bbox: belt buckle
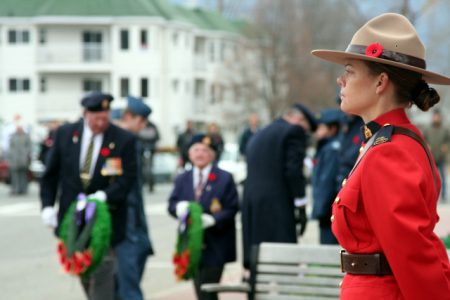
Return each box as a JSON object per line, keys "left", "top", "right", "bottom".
{"left": 340, "top": 250, "right": 346, "bottom": 273}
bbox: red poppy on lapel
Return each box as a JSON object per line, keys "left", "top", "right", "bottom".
{"left": 100, "top": 147, "right": 110, "bottom": 157}
{"left": 72, "top": 131, "right": 79, "bottom": 143}
{"left": 208, "top": 173, "right": 217, "bottom": 182}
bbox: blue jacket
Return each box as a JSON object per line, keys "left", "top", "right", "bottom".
{"left": 168, "top": 166, "right": 239, "bottom": 268}
{"left": 123, "top": 140, "right": 153, "bottom": 254}
{"left": 312, "top": 136, "right": 341, "bottom": 220}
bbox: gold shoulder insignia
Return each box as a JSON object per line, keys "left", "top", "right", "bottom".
{"left": 374, "top": 136, "right": 389, "bottom": 145}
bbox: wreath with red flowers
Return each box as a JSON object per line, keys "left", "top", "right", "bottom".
{"left": 365, "top": 43, "right": 383, "bottom": 58}
{"left": 57, "top": 194, "right": 112, "bottom": 277}
{"left": 173, "top": 202, "right": 203, "bottom": 280}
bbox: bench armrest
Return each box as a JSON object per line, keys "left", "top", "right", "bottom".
{"left": 201, "top": 282, "right": 251, "bottom": 293}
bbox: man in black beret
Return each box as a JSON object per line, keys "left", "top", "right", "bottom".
{"left": 242, "top": 104, "right": 316, "bottom": 270}
{"left": 40, "top": 92, "right": 137, "bottom": 300}
{"left": 168, "top": 133, "right": 239, "bottom": 300}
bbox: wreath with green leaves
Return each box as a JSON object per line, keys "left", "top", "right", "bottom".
{"left": 173, "top": 202, "right": 203, "bottom": 280}
{"left": 57, "top": 194, "right": 112, "bottom": 277}
{"left": 442, "top": 234, "right": 450, "bottom": 249}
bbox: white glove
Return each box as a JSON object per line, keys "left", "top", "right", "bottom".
{"left": 294, "top": 197, "right": 307, "bottom": 207}
{"left": 176, "top": 201, "right": 189, "bottom": 218}
{"left": 87, "top": 190, "right": 107, "bottom": 202}
{"left": 201, "top": 214, "right": 216, "bottom": 229}
{"left": 41, "top": 206, "right": 57, "bottom": 228}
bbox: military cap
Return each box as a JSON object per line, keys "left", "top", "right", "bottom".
{"left": 316, "top": 108, "right": 343, "bottom": 125}
{"left": 190, "top": 133, "right": 219, "bottom": 153}
{"left": 292, "top": 103, "right": 318, "bottom": 132}
{"left": 110, "top": 108, "right": 123, "bottom": 120}
{"left": 127, "top": 96, "right": 152, "bottom": 119}
{"left": 81, "top": 92, "right": 113, "bottom": 112}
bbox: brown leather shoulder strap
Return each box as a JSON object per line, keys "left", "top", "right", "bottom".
{"left": 393, "top": 126, "right": 438, "bottom": 191}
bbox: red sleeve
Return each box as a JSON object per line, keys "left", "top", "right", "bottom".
{"left": 361, "top": 143, "right": 450, "bottom": 300}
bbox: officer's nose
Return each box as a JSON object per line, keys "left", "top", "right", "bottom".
{"left": 337, "top": 75, "right": 345, "bottom": 88}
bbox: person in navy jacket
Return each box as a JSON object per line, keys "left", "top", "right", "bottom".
{"left": 311, "top": 108, "right": 342, "bottom": 244}
{"left": 168, "top": 134, "right": 239, "bottom": 300}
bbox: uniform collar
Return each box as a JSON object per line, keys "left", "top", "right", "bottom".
{"left": 361, "top": 108, "right": 410, "bottom": 143}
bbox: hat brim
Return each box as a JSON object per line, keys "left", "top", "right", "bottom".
{"left": 312, "top": 49, "right": 450, "bottom": 85}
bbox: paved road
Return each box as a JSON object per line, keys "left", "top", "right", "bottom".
{"left": 0, "top": 181, "right": 449, "bottom": 300}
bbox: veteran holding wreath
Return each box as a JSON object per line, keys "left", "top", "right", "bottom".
{"left": 168, "top": 134, "right": 239, "bottom": 300}
{"left": 40, "top": 92, "right": 137, "bottom": 300}
{"left": 312, "top": 13, "right": 450, "bottom": 299}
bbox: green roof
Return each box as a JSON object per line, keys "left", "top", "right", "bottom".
{"left": 0, "top": 0, "right": 245, "bottom": 33}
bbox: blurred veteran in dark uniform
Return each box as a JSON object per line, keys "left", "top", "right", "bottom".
{"left": 242, "top": 104, "right": 316, "bottom": 269}
{"left": 311, "top": 108, "right": 342, "bottom": 244}
{"left": 312, "top": 13, "right": 450, "bottom": 299}
{"left": 335, "top": 111, "right": 363, "bottom": 194}
{"left": 168, "top": 134, "right": 239, "bottom": 300}
{"left": 40, "top": 92, "right": 137, "bottom": 300}
{"left": 115, "top": 96, "right": 154, "bottom": 300}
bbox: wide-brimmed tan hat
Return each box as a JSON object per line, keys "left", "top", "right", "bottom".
{"left": 312, "top": 13, "right": 450, "bottom": 85}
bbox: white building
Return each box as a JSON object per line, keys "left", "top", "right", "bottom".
{"left": 0, "top": 0, "right": 249, "bottom": 147}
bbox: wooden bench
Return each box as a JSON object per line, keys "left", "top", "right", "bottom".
{"left": 202, "top": 242, "right": 344, "bottom": 300}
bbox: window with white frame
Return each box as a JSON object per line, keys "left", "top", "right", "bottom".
{"left": 140, "top": 29, "right": 148, "bottom": 49}
{"left": 8, "top": 30, "right": 30, "bottom": 44}
{"left": 141, "top": 78, "right": 149, "bottom": 98}
{"left": 120, "top": 78, "right": 129, "bottom": 97}
{"left": 82, "top": 79, "right": 102, "bottom": 93}
{"left": 9, "top": 78, "right": 30, "bottom": 92}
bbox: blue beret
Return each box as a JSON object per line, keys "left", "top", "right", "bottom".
{"left": 316, "top": 108, "right": 343, "bottom": 125}
{"left": 127, "top": 96, "right": 152, "bottom": 119}
{"left": 292, "top": 103, "right": 318, "bottom": 132}
{"left": 110, "top": 108, "right": 123, "bottom": 120}
{"left": 190, "top": 133, "right": 219, "bottom": 153}
{"left": 81, "top": 92, "right": 113, "bottom": 112}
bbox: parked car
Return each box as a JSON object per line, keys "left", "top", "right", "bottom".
{"left": 152, "top": 151, "right": 178, "bottom": 183}
{"left": 218, "top": 143, "right": 247, "bottom": 184}
{"left": 0, "top": 158, "right": 9, "bottom": 183}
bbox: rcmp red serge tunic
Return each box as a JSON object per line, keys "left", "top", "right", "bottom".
{"left": 332, "top": 108, "right": 450, "bottom": 300}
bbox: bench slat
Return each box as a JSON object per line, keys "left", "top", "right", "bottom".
{"left": 257, "top": 274, "right": 342, "bottom": 287}
{"left": 258, "top": 243, "right": 342, "bottom": 265}
{"left": 255, "top": 294, "right": 339, "bottom": 300}
{"left": 257, "top": 264, "right": 343, "bottom": 276}
{"left": 255, "top": 283, "right": 340, "bottom": 296}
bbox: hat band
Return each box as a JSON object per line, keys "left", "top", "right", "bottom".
{"left": 346, "top": 44, "right": 426, "bottom": 69}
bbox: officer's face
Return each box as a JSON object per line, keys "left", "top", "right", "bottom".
{"left": 84, "top": 110, "right": 110, "bottom": 134}
{"left": 189, "top": 143, "right": 215, "bottom": 169}
{"left": 123, "top": 113, "right": 147, "bottom": 134}
{"left": 337, "top": 59, "right": 378, "bottom": 120}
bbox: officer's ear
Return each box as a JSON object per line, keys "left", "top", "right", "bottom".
{"left": 375, "top": 72, "right": 389, "bottom": 95}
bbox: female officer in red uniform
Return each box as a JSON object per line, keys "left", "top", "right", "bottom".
{"left": 312, "top": 13, "right": 450, "bottom": 300}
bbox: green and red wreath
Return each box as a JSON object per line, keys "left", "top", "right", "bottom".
{"left": 57, "top": 193, "right": 112, "bottom": 277}
{"left": 173, "top": 202, "right": 203, "bottom": 280}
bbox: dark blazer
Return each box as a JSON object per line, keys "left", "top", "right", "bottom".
{"left": 242, "top": 118, "right": 307, "bottom": 268}
{"left": 168, "top": 166, "right": 239, "bottom": 268}
{"left": 40, "top": 119, "right": 137, "bottom": 246}
{"left": 311, "top": 136, "right": 341, "bottom": 220}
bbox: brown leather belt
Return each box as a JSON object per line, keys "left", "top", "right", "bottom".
{"left": 340, "top": 250, "right": 393, "bottom": 276}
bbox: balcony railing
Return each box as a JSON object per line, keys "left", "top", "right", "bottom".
{"left": 37, "top": 44, "right": 111, "bottom": 64}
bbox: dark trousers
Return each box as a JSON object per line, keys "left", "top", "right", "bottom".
{"left": 193, "top": 267, "right": 224, "bottom": 300}
{"left": 319, "top": 218, "right": 338, "bottom": 245}
{"left": 81, "top": 250, "right": 116, "bottom": 300}
{"left": 115, "top": 232, "right": 151, "bottom": 300}
{"left": 10, "top": 168, "right": 28, "bottom": 194}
